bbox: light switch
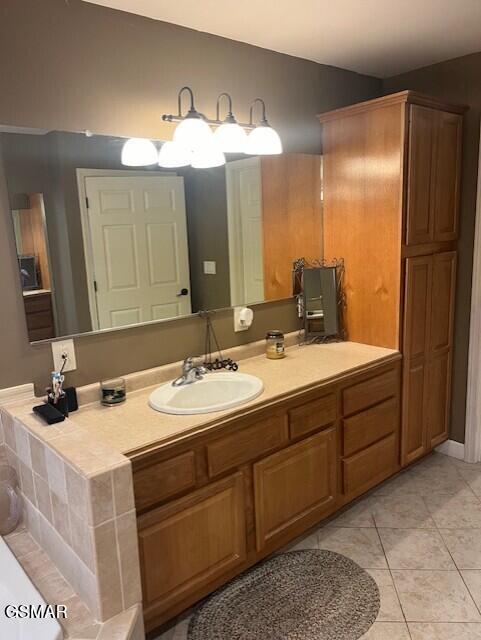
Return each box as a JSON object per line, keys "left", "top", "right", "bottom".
{"left": 203, "top": 261, "right": 217, "bottom": 275}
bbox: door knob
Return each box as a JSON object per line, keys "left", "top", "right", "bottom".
{"left": 177, "top": 288, "right": 189, "bottom": 297}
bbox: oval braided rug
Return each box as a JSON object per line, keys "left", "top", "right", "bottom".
{"left": 188, "top": 550, "right": 380, "bottom": 640}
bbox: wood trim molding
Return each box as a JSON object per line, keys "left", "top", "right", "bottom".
{"left": 464, "top": 129, "right": 481, "bottom": 463}
{"left": 317, "top": 90, "right": 467, "bottom": 124}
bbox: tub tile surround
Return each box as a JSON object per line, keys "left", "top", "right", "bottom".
{"left": 3, "top": 525, "right": 143, "bottom": 640}
{"left": 0, "top": 405, "right": 144, "bottom": 639}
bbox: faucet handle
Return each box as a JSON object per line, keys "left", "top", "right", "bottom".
{"left": 182, "top": 357, "right": 195, "bottom": 372}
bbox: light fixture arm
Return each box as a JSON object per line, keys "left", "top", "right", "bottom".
{"left": 177, "top": 86, "right": 196, "bottom": 117}
{"left": 216, "top": 92, "right": 235, "bottom": 122}
{"left": 162, "top": 88, "right": 275, "bottom": 130}
{"left": 249, "top": 98, "right": 268, "bottom": 126}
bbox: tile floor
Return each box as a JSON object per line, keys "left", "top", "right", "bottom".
{"left": 156, "top": 452, "right": 481, "bottom": 640}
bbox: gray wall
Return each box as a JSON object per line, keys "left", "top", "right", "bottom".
{"left": 383, "top": 51, "right": 481, "bottom": 444}
{"left": 183, "top": 166, "right": 231, "bottom": 312}
{"left": 0, "top": 0, "right": 382, "bottom": 393}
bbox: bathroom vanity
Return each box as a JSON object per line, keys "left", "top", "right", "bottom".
{"left": 100, "top": 343, "right": 403, "bottom": 631}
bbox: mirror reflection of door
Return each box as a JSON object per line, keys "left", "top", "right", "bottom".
{"left": 226, "top": 157, "right": 265, "bottom": 306}
{"left": 82, "top": 174, "right": 192, "bottom": 330}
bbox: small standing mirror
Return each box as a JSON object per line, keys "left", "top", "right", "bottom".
{"left": 294, "top": 259, "right": 345, "bottom": 342}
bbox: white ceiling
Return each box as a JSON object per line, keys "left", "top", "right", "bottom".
{"left": 84, "top": 0, "right": 481, "bottom": 77}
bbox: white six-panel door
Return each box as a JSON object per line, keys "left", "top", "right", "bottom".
{"left": 85, "top": 175, "right": 191, "bottom": 330}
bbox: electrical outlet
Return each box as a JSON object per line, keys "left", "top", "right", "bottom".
{"left": 51, "top": 339, "right": 77, "bottom": 373}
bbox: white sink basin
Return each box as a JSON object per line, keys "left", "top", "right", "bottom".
{"left": 149, "top": 371, "right": 264, "bottom": 415}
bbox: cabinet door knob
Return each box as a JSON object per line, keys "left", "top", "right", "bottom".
{"left": 177, "top": 288, "right": 189, "bottom": 297}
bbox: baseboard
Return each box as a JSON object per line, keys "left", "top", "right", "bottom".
{"left": 0, "top": 383, "right": 35, "bottom": 406}
{"left": 435, "top": 439, "right": 465, "bottom": 460}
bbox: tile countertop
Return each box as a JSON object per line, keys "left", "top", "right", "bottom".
{"left": 72, "top": 341, "right": 400, "bottom": 459}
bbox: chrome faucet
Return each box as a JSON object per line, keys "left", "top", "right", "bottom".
{"left": 172, "top": 357, "right": 207, "bottom": 386}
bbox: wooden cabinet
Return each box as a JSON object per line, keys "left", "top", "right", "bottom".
{"left": 206, "top": 413, "right": 288, "bottom": 478}
{"left": 254, "top": 428, "right": 337, "bottom": 551}
{"left": 427, "top": 252, "right": 457, "bottom": 448}
{"left": 137, "top": 473, "right": 247, "bottom": 627}
{"left": 132, "top": 359, "right": 401, "bottom": 632}
{"left": 401, "top": 251, "right": 456, "bottom": 464}
{"left": 343, "top": 433, "right": 398, "bottom": 500}
{"left": 320, "top": 91, "right": 464, "bottom": 468}
{"left": 402, "top": 256, "right": 432, "bottom": 463}
{"left": 406, "top": 105, "right": 436, "bottom": 245}
{"left": 23, "top": 290, "right": 55, "bottom": 341}
{"left": 432, "top": 111, "right": 463, "bottom": 241}
{"left": 261, "top": 153, "right": 322, "bottom": 301}
{"left": 406, "top": 105, "right": 462, "bottom": 245}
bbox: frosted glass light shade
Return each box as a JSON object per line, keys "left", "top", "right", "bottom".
{"left": 173, "top": 117, "right": 212, "bottom": 151}
{"left": 121, "top": 138, "right": 158, "bottom": 166}
{"left": 213, "top": 122, "right": 247, "bottom": 153}
{"left": 158, "top": 141, "right": 192, "bottom": 168}
{"left": 191, "top": 142, "right": 226, "bottom": 169}
{"left": 245, "top": 125, "right": 282, "bottom": 155}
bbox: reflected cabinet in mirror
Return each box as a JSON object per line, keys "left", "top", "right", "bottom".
{"left": 1, "top": 129, "right": 321, "bottom": 343}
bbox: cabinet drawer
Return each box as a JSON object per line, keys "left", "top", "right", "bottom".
{"left": 342, "top": 368, "right": 398, "bottom": 416}
{"left": 24, "top": 293, "right": 52, "bottom": 314}
{"left": 343, "top": 433, "right": 398, "bottom": 500}
{"left": 343, "top": 398, "right": 397, "bottom": 457}
{"left": 254, "top": 428, "right": 337, "bottom": 551}
{"left": 134, "top": 451, "right": 196, "bottom": 511}
{"left": 289, "top": 393, "right": 336, "bottom": 439}
{"left": 25, "top": 310, "right": 53, "bottom": 330}
{"left": 207, "top": 414, "right": 288, "bottom": 478}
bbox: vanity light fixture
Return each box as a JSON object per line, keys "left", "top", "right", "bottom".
{"left": 121, "top": 137, "right": 158, "bottom": 166}
{"left": 245, "top": 98, "right": 283, "bottom": 156}
{"left": 212, "top": 93, "right": 247, "bottom": 153}
{"left": 162, "top": 86, "right": 225, "bottom": 168}
{"left": 120, "top": 90, "right": 283, "bottom": 168}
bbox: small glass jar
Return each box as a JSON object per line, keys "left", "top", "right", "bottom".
{"left": 266, "top": 330, "right": 286, "bottom": 360}
{"left": 101, "top": 378, "right": 126, "bottom": 406}
{"left": 0, "top": 465, "right": 22, "bottom": 535}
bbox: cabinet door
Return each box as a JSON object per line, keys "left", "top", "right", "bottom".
{"left": 138, "top": 473, "right": 246, "bottom": 626}
{"left": 406, "top": 105, "right": 436, "bottom": 245}
{"left": 432, "top": 112, "right": 462, "bottom": 241}
{"left": 401, "top": 256, "right": 432, "bottom": 465}
{"left": 427, "top": 251, "right": 457, "bottom": 447}
{"left": 254, "top": 428, "right": 337, "bottom": 551}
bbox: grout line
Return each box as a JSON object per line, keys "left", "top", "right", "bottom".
{"left": 374, "top": 518, "right": 411, "bottom": 634}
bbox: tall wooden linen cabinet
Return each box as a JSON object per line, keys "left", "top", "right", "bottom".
{"left": 318, "top": 91, "right": 465, "bottom": 467}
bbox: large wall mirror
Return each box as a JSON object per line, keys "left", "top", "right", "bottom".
{"left": 1, "top": 128, "right": 322, "bottom": 343}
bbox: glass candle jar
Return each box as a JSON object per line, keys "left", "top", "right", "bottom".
{"left": 101, "top": 378, "right": 126, "bottom": 406}
{"left": 0, "top": 465, "right": 22, "bottom": 535}
{"left": 266, "top": 330, "right": 286, "bottom": 360}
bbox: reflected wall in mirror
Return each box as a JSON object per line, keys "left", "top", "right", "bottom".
{"left": 1, "top": 128, "right": 322, "bottom": 343}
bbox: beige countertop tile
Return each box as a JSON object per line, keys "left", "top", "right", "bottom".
{"left": 72, "top": 341, "right": 400, "bottom": 458}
